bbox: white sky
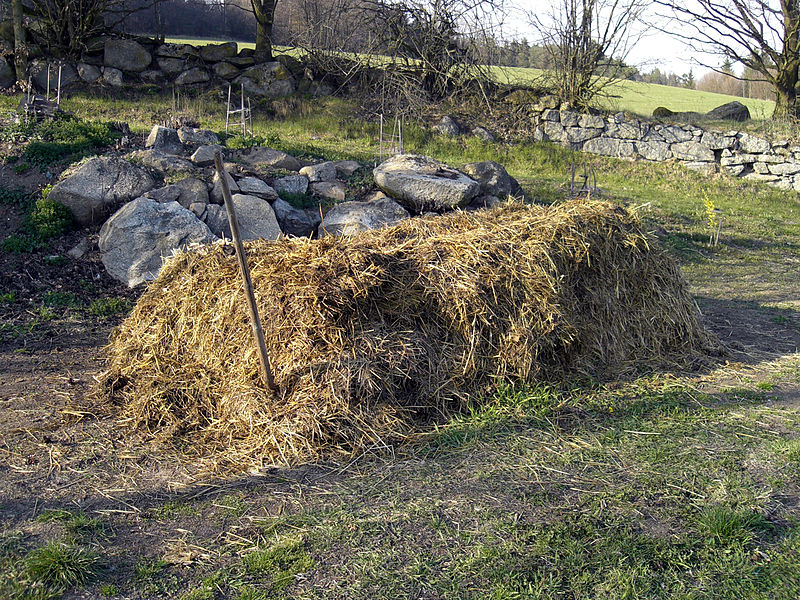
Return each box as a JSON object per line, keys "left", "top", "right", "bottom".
{"left": 503, "top": 1, "right": 721, "bottom": 76}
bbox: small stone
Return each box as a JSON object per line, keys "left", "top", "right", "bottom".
{"left": 178, "top": 127, "right": 220, "bottom": 146}
{"left": 310, "top": 181, "right": 346, "bottom": 202}
{"left": 236, "top": 176, "right": 278, "bottom": 200}
{"left": 272, "top": 175, "right": 309, "bottom": 197}
{"left": 189, "top": 201, "right": 206, "bottom": 219}
{"left": 334, "top": 160, "right": 362, "bottom": 177}
{"left": 190, "top": 144, "right": 224, "bottom": 167}
{"left": 77, "top": 63, "right": 101, "bottom": 83}
{"left": 435, "top": 115, "right": 460, "bottom": 136}
{"left": 210, "top": 170, "right": 239, "bottom": 204}
{"left": 67, "top": 237, "right": 90, "bottom": 259}
{"left": 299, "top": 161, "right": 337, "bottom": 182}
{"left": 102, "top": 67, "right": 123, "bottom": 87}
{"left": 472, "top": 126, "right": 495, "bottom": 142}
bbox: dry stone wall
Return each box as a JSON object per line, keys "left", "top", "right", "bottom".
{"left": 1, "top": 37, "right": 310, "bottom": 98}
{"left": 532, "top": 109, "right": 800, "bottom": 192}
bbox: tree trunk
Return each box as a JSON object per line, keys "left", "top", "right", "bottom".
{"left": 773, "top": 83, "right": 799, "bottom": 119}
{"left": 252, "top": 0, "right": 277, "bottom": 61}
{"left": 774, "top": 0, "right": 800, "bottom": 118}
{"left": 11, "top": 0, "right": 27, "bottom": 83}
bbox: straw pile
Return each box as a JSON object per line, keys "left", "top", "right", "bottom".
{"left": 101, "top": 200, "right": 718, "bottom": 469}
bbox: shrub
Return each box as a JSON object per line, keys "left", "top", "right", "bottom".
{"left": 28, "top": 197, "right": 73, "bottom": 240}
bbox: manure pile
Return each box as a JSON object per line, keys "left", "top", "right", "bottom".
{"left": 101, "top": 200, "right": 719, "bottom": 468}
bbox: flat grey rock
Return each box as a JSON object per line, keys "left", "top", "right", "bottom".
{"left": 178, "top": 127, "right": 219, "bottom": 146}
{"left": 236, "top": 176, "right": 278, "bottom": 200}
{"left": 238, "top": 147, "right": 301, "bottom": 171}
{"left": 373, "top": 154, "right": 480, "bottom": 212}
{"left": 320, "top": 198, "right": 410, "bottom": 237}
{"left": 190, "top": 144, "right": 224, "bottom": 167}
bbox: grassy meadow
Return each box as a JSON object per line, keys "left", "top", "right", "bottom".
{"left": 1, "top": 80, "right": 799, "bottom": 599}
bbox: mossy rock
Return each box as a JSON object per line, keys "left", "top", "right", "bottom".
{"left": 652, "top": 106, "right": 674, "bottom": 118}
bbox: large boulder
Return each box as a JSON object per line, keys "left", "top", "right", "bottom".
{"left": 99, "top": 198, "right": 217, "bottom": 287}
{"left": 320, "top": 197, "right": 410, "bottom": 237}
{"left": 227, "top": 194, "right": 282, "bottom": 241}
{"left": 706, "top": 101, "right": 750, "bottom": 122}
{"left": 460, "top": 161, "right": 518, "bottom": 197}
{"left": 234, "top": 62, "right": 295, "bottom": 97}
{"left": 372, "top": 154, "right": 480, "bottom": 212}
{"left": 104, "top": 38, "right": 151, "bottom": 73}
{"left": 49, "top": 157, "right": 155, "bottom": 226}
{"left": 199, "top": 42, "right": 237, "bottom": 62}
{"left": 145, "top": 125, "right": 183, "bottom": 155}
{"left": 0, "top": 57, "right": 14, "bottom": 88}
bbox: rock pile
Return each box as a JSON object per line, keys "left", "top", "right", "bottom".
{"left": 54, "top": 124, "right": 522, "bottom": 287}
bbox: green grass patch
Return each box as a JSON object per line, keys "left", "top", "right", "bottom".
{"left": 1, "top": 115, "right": 121, "bottom": 168}
{"left": 242, "top": 539, "right": 313, "bottom": 593}
{"left": 86, "top": 297, "right": 132, "bottom": 319}
{"left": 7, "top": 541, "right": 100, "bottom": 600}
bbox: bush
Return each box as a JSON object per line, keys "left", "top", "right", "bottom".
{"left": 28, "top": 197, "right": 73, "bottom": 240}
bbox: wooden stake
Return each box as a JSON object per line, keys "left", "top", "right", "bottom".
{"left": 214, "top": 151, "right": 279, "bottom": 395}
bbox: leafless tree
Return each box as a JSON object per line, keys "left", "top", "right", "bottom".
{"left": 529, "top": 0, "right": 646, "bottom": 110}
{"left": 22, "top": 0, "right": 154, "bottom": 58}
{"left": 654, "top": 1, "right": 799, "bottom": 118}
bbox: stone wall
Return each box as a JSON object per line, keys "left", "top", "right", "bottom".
{"left": 532, "top": 109, "right": 800, "bottom": 192}
{"left": 1, "top": 37, "right": 322, "bottom": 98}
